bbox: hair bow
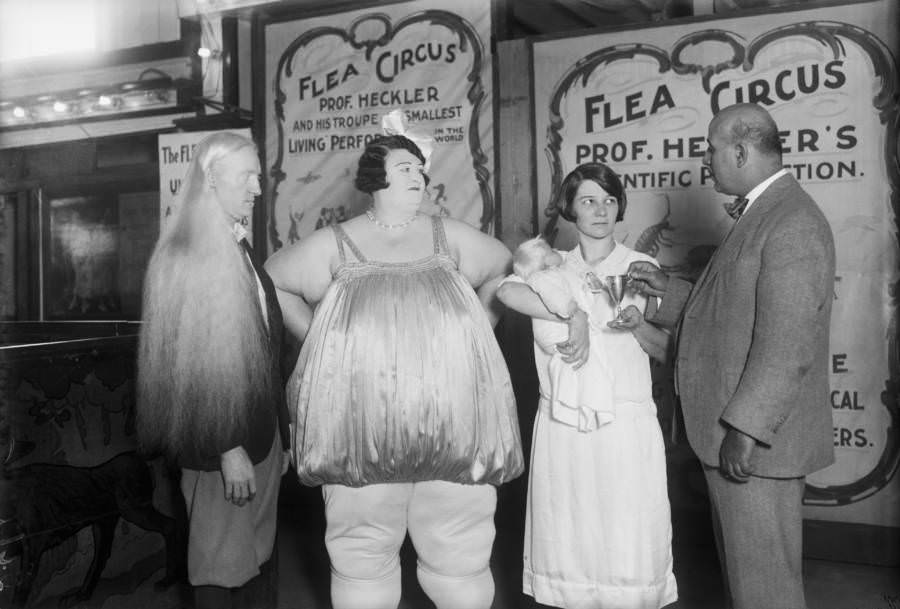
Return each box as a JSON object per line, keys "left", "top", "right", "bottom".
{"left": 381, "top": 109, "right": 434, "bottom": 172}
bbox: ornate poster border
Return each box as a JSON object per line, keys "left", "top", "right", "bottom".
{"left": 267, "top": 9, "right": 493, "bottom": 250}
{"left": 539, "top": 21, "right": 899, "bottom": 506}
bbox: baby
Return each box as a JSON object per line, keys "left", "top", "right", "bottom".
{"left": 511, "top": 236, "right": 614, "bottom": 431}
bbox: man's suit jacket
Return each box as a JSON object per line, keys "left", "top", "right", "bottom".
{"left": 653, "top": 173, "right": 836, "bottom": 478}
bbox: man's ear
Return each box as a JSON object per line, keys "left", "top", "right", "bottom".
{"left": 205, "top": 168, "right": 216, "bottom": 189}
{"left": 734, "top": 143, "right": 748, "bottom": 168}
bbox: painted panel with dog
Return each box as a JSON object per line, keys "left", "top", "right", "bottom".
{"left": 1, "top": 329, "right": 186, "bottom": 608}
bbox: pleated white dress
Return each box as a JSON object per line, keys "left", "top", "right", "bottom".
{"left": 523, "top": 243, "right": 678, "bottom": 609}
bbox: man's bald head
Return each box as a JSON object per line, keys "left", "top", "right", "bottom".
{"left": 713, "top": 103, "right": 783, "bottom": 162}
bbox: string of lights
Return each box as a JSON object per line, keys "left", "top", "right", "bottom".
{"left": 0, "top": 1, "right": 234, "bottom": 132}
{"left": 0, "top": 75, "right": 182, "bottom": 130}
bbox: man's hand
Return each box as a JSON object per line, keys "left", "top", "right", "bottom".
{"left": 719, "top": 427, "right": 757, "bottom": 482}
{"left": 627, "top": 261, "right": 669, "bottom": 298}
{"left": 221, "top": 446, "right": 256, "bottom": 506}
{"left": 607, "top": 304, "right": 643, "bottom": 331}
{"left": 557, "top": 308, "right": 589, "bottom": 369}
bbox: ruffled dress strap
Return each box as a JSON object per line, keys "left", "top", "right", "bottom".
{"left": 331, "top": 222, "right": 367, "bottom": 264}
{"left": 431, "top": 214, "right": 450, "bottom": 256}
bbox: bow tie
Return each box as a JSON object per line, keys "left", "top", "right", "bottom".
{"left": 723, "top": 196, "right": 749, "bottom": 220}
{"left": 231, "top": 221, "right": 249, "bottom": 242}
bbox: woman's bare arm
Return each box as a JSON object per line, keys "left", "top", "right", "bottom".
{"left": 264, "top": 227, "right": 336, "bottom": 344}
{"left": 496, "top": 278, "right": 590, "bottom": 369}
{"left": 443, "top": 218, "right": 512, "bottom": 327}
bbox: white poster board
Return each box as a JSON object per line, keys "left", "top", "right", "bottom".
{"left": 533, "top": 0, "right": 899, "bottom": 527}
{"left": 263, "top": 0, "right": 494, "bottom": 253}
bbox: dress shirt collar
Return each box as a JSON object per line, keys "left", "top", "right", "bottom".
{"left": 741, "top": 168, "right": 789, "bottom": 216}
{"left": 231, "top": 221, "right": 249, "bottom": 243}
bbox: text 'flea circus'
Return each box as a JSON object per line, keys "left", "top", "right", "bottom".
{"left": 296, "top": 42, "right": 460, "bottom": 103}
{"left": 579, "top": 60, "right": 848, "bottom": 133}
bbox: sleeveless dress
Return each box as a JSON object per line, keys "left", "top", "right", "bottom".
{"left": 288, "top": 215, "right": 523, "bottom": 487}
{"left": 523, "top": 243, "right": 678, "bottom": 609}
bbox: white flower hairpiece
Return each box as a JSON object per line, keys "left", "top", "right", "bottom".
{"left": 381, "top": 109, "right": 434, "bottom": 172}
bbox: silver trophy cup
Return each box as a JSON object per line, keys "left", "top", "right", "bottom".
{"left": 604, "top": 274, "right": 629, "bottom": 322}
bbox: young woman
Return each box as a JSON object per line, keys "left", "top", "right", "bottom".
{"left": 498, "top": 162, "right": 678, "bottom": 609}
{"left": 265, "top": 130, "right": 522, "bottom": 609}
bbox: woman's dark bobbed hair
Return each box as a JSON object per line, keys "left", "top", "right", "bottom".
{"left": 556, "top": 162, "right": 627, "bottom": 222}
{"left": 354, "top": 134, "right": 429, "bottom": 194}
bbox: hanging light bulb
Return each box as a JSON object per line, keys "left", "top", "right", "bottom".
{"left": 197, "top": 47, "right": 221, "bottom": 59}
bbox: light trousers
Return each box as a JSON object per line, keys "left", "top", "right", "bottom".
{"left": 323, "top": 480, "right": 497, "bottom": 609}
{"left": 181, "top": 436, "right": 282, "bottom": 588}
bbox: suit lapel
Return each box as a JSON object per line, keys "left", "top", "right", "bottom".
{"left": 240, "top": 239, "right": 284, "bottom": 342}
{"left": 683, "top": 174, "right": 792, "bottom": 314}
{"left": 684, "top": 218, "right": 740, "bottom": 314}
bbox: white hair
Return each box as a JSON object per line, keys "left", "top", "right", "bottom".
{"left": 136, "top": 132, "right": 277, "bottom": 462}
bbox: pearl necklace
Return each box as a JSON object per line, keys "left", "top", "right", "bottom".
{"left": 365, "top": 209, "right": 418, "bottom": 230}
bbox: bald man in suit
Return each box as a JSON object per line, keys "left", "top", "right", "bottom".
{"left": 628, "top": 103, "right": 835, "bottom": 609}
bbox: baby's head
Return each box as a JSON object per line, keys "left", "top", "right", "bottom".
{"left": 513, "top": 236, "right": 563, "bottom": 278}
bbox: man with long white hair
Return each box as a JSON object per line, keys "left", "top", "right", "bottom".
{"left": 137, "top": 132, "right": 290, "bottom": 609}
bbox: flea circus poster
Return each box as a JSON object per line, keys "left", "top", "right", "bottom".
{"left": 532, "top": 0, "right": 899, "bottom": 526}
{"left": 263, "top": 0, "right": 493, "bottom": 252}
